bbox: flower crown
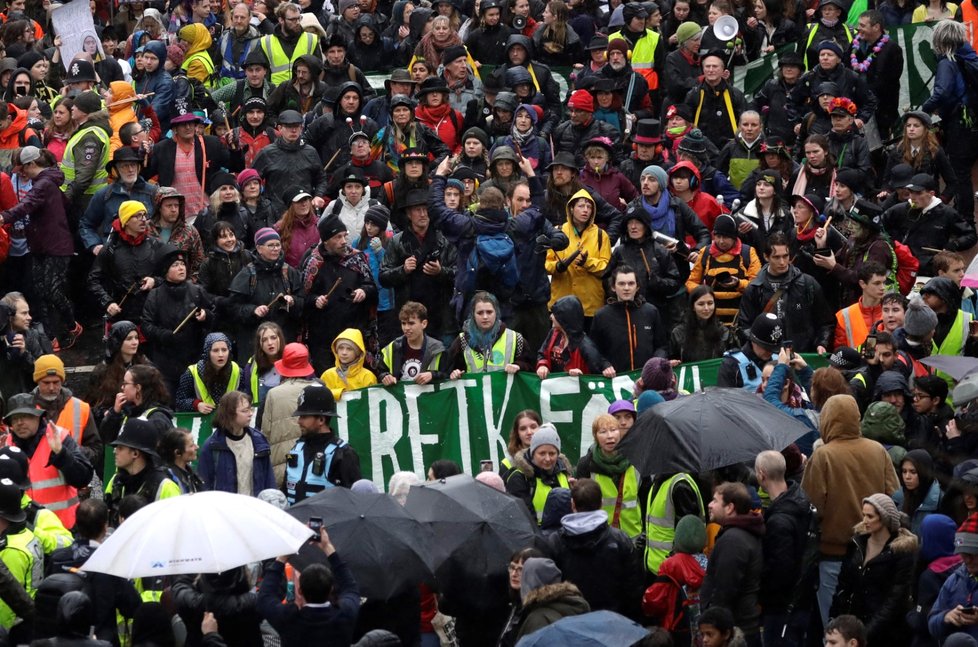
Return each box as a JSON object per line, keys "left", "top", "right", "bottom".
{"left": 829, "top": 97, "right": 858, "bottom": 116}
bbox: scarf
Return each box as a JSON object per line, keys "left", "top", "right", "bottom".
{"left": 417, "top": 31, "right": 462, "bottom": 68}
{"left": 464, "top": 317, "right": 502, "bottom": 353}
{"left": 791, "top": 163, "right": 834, "bottom": 198}
{"left": 710, "top": 238, "right": 742, "bottom": 259}
{"left": 642, "top": 191, "right": 674, "bottom": 237}
{"left": 511, "top": 123, "right": 534, "bottom": 147}
{"left": 112, "top": 217, "right": 148, "bottom": 246}
{"left": 416, "top": 102, "right": 454, "bottom": 131}
{"left": 591, "top": 447, "right": 630, "bottom": 477}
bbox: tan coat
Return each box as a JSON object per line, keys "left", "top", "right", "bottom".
{"left": 261, "top": 377, "right": 322, "bottom": 485}
{"left": 801, "top": 394, "right": 900, "bottom": 556}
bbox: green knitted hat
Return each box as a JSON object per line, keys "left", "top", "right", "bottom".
{"left": 673, "top": 514, "right": 707, "bottom": 554}
{"left": 676, "top": 22, "right": 702, "bottom": 45}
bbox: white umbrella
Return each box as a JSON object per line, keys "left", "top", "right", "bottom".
{"left": 82, "top": 491, "right": 313, "bottom": 578}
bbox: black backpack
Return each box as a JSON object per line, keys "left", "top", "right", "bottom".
{"left": 955, "top": 55, "right": 978, "bottom": 115}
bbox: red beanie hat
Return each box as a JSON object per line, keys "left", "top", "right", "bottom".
{"left": 567, "top": 89, "right": 594, "bottom": 113}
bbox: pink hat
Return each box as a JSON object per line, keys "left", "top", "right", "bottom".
{"left": 237, "top": 168, "right": 261, "bottom": 187}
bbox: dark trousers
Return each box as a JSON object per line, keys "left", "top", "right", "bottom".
{"left": 944, "top": 114, "right": 978, "bottom": 222}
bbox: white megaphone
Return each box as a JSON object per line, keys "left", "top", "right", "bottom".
{"left": 713, "top": 15, "right": 739, "bottom": 41}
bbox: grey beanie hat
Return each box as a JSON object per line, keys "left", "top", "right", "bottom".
{"left": 530, "top": 423, "right": 561, "bottom": 456}
{"left": 641, "top": 165, "right": 669, "bottom": 191}
{"left": 863, "top": 493, "right": 901, "bottom": 533}
{"left": 903, "top": 292, "right": 939, "bottom": 337}
{"left": 520, "top": 557, "right": 562, "bottom": 599}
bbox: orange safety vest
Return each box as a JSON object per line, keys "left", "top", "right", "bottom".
{"left": 963, "top": 0, "right": 978, "bottom": 53}
{"left": 837, "top": 302, "right": 870, "bottom": 350}
{"left": 55, "top": 398, "right": 90, "bottom": 447}
{"left": 4, "top": 425, "right": 79, "bottom": 527}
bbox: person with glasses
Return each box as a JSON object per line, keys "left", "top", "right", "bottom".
{"left": 907, "top": 375, "right": 953, "bottom": 456}
{"left": 199, "top": 390, "right": 276, "bottom": 495}
{"left": 158, "top": 427, "right": 204, "bottom": 494}
{"left": 97, "top": 364, "right": 174, "bottom": 446}
{"left": 88, "top": 200, "right": 167, "bottom": 328}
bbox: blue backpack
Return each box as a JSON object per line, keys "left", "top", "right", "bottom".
{"left": 463, "top": 233, "right": 520, "bottom": 294}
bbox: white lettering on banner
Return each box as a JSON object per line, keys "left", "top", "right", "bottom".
{"left": 482, "top": 373, "right": 516, "bottom": 466}
{"left": 403, "top": 383, "right": 439, "bottom": 475}
{"left": 540, "top": 376, "right": 579, "bottom": 428}
{"left": 441, "top": 378, "right": 478, "bottom": 473}
{"left": 896, "top": 24, "right": 936, "bottom": 111}
{"left": 365, "top": 387, "right": 404, "bottom": 484}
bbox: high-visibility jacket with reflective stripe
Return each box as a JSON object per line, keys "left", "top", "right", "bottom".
{"left": 0, "top": 528, "right": 42, "bottom": 629}
{"left": 645, "top": 473, "right": 703, "bottom": 574}
{"left": 609, "top": 29, "right": 660, "bottom": 90}
{"left": 61, "top": 125, "right": 110, "bottom": 196}
{"left": 594, "top": 467, "right": 641, "bottom": 538}
{"left": 56, "top": 397, "right": 90, "bottom": 447}
{"left": 23, "top": 494, "right": 73, "bottom": 555}
{"left": 189, "top": 362, "right": 242, "bottom": 405}
{"left": 5, "top": 426, "right": 79, "bottom": 528}
{"left": 932, "top": 310, "right": 972, "bottom": 392}
{"left": 837, "top": 302, "right": 870, "bottom": 350}
{"left": 260, "top": 33, "right": 319, "bottom": 85}
{"left": 461, "top": 329, "right": 517, "bottom": 373}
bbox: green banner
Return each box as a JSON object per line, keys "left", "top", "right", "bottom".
{"left": 152, "top": 354, "right": 826, "bottom": 488}
{"left": 365, "top": 24, "right": 938, "bottom": 108}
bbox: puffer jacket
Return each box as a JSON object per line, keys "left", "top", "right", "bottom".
{"left": 551, "top": 117, "right": 621, "bottom": 168}
{"left": 801, "top": 395, "right": 900, "bottom": 556}
{"left": 605, "top": 220, "right": 682, "bottom": 307}
{"left": 172, "top": 567, "right": 263, "bottom": 647}
{"left": 198, "top": 426, "right": 276, "bottom": 496}
{"left": 830, "top": 525, "right": 918, "bottom": 646}
{"left": 1, "top": 166, "right": 72, "bottom": 256}
{"left": 546, "top": 510, "right": 642, "bottom": 618}
{"left": 199, "top": 243, "right": 253, "bottom": 301}
{"left": 544, "top": 190, "right": 610, "bottom": 317}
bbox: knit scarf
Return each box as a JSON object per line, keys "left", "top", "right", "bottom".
{"left": 791, "top": 163, "right": 835, "bottom": 198}
{"left": 416, "top": 31, "right": 461, "bottom": 69}
{"left": 642, "top": 191, "right": 674, "bottom": 237}
{"left": 464, "top": 317, "right": 502, "bottom": 354}
{"left": 511, "top": 123, "right": 534, "bottom": 148}
{"left": 591, "top": 447, "right": 630, "bottom": 477}
{"left": 416, "top": 102, "right": 453, "bottom": 130}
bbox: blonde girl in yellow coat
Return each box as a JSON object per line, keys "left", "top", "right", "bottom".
{"left": 545, "top": 189, "right": 611, "bottom": 318}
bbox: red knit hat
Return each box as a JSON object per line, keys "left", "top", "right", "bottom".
{"left": 956, "top": 512, "right": 978, "bottom": 555}
{"left": 567, "top": 89, "right": 594, "bottom": 113}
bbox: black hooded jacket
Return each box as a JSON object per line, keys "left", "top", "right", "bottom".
{"left": 736, "top": 264, "right": 835, "bottom": 352}
{"left": 266, "top": 55, "right": 328, "bottom": 115}
{"left": 351, "top": 14, "right": 389, "bottom": 73}
{"left": 535, "top": 295, "right": 610, "bottom": 374}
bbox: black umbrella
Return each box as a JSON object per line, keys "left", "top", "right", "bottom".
{"left": 404, "top": 474, "right": 537, "bottom": 611}
{"left": 289, "top": 488, "right": 435, "bottom": 600}
{"left": 617, "top": 388, "right": 813, "bottom": 475}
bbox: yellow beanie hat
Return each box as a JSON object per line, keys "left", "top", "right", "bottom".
{"left": 118, "top": 200, "right": 147, "bottom": 227}
{"left": 33, "top": 354, "right": 65, "bottom": 383}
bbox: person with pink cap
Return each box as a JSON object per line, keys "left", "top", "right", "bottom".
{"left": 260, "top": 342, "right": 320, "bottom": 484}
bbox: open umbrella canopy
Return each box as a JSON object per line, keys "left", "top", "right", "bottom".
{"left": 618, "top": 388, "right": 813, "bottom": 475}
{"left": 404, "top": 474, "right": 537, "bottom": 611}
{"left": 289, "top": 488, "right": 435, "bottom": 600}
{"left": 81, "top": 491, "right": 313, "bottom": 578}
{"left": 515, "top": 610, "right": 650, "bottom": 647}
{"left": 920, "top": 355, "right": 978, "bottom": 381}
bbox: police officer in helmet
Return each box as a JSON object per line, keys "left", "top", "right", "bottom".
{"left": 285, "top": 385, "right": 361, "bottom": 504}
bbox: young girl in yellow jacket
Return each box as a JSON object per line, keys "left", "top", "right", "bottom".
{"left": 320, "top": 328, "right": 377, "bottom": 401}
{"left": 545, "top": 189, "right": 611, "bottom": 319}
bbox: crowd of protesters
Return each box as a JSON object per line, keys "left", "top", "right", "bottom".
{"left": 0, "top": 0, "right": 972, "bottom": 643}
